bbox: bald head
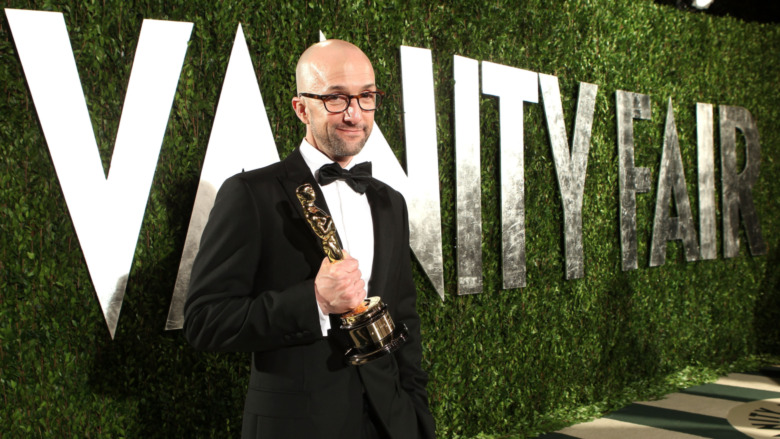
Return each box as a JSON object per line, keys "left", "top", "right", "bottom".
{"left": 296, "top": 40, "right": 375, "bottom": 95}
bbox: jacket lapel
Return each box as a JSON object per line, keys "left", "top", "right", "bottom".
{"left": 278, "top": 148, "right": 338, "bottom": 259}
{"left": 365, "top": 180, "right": 395, "bottom": 296}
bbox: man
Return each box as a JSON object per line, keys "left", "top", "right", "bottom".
{"left": 184, "top": 39, "right": 436, "bottom": 439}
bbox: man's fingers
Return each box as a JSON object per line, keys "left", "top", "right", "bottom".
{"left": 315, "top": 254, "right": 367, "bottom": 314}
{"left": 336, "top": 259, "right": 360, "bottom": 274}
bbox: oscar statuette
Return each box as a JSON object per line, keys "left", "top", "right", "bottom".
{"left": 296, "top": 183, "right": 408, "bottom": 366}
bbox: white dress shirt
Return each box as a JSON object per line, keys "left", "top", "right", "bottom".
{"left": 299, "top": 140, "right": 375, "bottom": 336}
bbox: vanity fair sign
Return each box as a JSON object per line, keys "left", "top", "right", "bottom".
{"left": 6, "top": 9, "right": 766, "bottom": 337}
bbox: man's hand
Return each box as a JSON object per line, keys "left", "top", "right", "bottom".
{"left": 314, "top": 250, "right": 366, "bottom": 315}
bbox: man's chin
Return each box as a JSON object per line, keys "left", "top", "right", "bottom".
{"left": 334, "top": 145, "right": 365, "bottom": 159}
{"left": 333, "top": 138, "right": 368, "bottom": 157}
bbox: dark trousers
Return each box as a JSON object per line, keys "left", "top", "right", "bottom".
{"left": 362, "top": 394, "right": 386, "bottom": 439}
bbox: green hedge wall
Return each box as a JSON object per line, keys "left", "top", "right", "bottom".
{"left": 1, "top": 0, "right": 778, "bottom": 437}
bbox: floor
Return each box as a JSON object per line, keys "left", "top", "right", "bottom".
{"left": 537, "top": 367, "right": 780, "bottom": 439}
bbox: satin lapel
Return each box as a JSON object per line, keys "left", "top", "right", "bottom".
{"left": 365, "top": 180, "right": 394, "bottom": 296}
{"left": 278, "top": 148, "right": 337, "bottom": 258}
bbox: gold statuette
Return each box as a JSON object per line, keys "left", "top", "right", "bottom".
{"left": 296, "top": 183, "right": 408, "bottom": 366}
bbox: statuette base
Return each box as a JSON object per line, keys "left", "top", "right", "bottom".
{"left": 340, "top": 296, "right": 408, "bottom": 366}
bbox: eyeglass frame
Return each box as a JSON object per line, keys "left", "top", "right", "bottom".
{"left": 298, "top": 90, "right": 385, "bottom": 113}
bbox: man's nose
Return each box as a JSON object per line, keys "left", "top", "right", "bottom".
{"left": 343, "top": 99, "right": 363, "bottom": 122}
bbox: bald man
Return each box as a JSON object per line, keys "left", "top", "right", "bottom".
{"left": 184, "top": 40, "right": 436, "bottom": 439}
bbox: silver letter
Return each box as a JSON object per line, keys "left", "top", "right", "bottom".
{"left": 165, "top": 24, "right": 280, "bottom": 330}
{"left": 6, "top": 9, "right": 192, "bottom": 337}
{"left": 482, "top": 62, "right": 538, "bottom": 289}
{"left": 616, "top": 91, "right": 652, "bottom": 271}
{"left": 697, "top": 103, "right": 717, "bottom": 260}
{"left": 720, "top": 105, "right": 766, "bottom": 257}
{"left": 649, "top": 98, "right": 700, "bottom": 267}
{"left": 453, "top": 55, "right": 482, "bottom": 295}
{"left": 539, "top": 74, "right": 598, "bottom": 280}
{"left": 398, "top": 46, "right": 445, "bottom": 299}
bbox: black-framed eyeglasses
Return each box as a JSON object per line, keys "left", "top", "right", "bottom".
{"left": 298, "top": 91, "right": 385, "bottom": 113}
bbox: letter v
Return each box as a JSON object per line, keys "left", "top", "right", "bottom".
{"left": 6, "top": 9, "right": 192, "bottom": 338}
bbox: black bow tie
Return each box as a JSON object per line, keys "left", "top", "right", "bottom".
{"left": 317, "top": 162, "right": 373, "bottom": 194}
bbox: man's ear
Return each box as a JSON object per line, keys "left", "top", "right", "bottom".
{"left": 291, "top": 96, "right": 310, "bottom": 124}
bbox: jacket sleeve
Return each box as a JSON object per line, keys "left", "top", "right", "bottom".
{"left": 183, "top": 175, "right": 323, "bottom": 353}
{"left": 392, "top": 197, "right": 436, "bottom": 439}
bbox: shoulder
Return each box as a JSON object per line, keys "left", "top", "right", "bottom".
{"left": 369, "top": 176, "right": 405, "bottom": 201}
{"left": 227, "top": 161, "right": 286, "bottom": 185}
{"left": 224, "top": 147, "right": 306, "bottom": 188}
{"left": 378, "top": 180, "right": 409, "bottom": 211}
{"left": 368, "top": 178, "right": 410, "bottom": 224}
{"left": 212, "top": 162, "right": 287, "bottom": 212}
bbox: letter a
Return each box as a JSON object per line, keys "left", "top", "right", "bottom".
{"left": 649, "top": 98, "right": 700, "bottom": 267}
{"left": 166, "top": 24, "right": 279, "bottom": 330}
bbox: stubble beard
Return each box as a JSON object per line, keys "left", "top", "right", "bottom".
{"left": 314, "top": 123, "right": 371, "bottom": 161}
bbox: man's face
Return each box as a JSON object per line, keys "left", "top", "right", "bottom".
{"left": 295, "top": 45, "right": 376, "bottom": 164}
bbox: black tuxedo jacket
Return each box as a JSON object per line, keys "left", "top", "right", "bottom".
{"left": 184, "top": 148, "right": 435, "bottom": 439}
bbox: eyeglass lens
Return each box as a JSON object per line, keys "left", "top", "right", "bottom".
{"left": 324, "top": 93, "right": 381, "bottom": 112}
